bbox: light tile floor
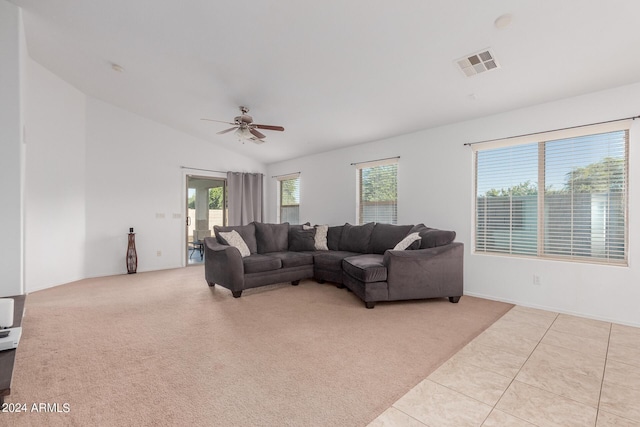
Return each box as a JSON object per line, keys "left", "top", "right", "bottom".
{"left": 369, "top": 305, "right": 640, "bottom": 427}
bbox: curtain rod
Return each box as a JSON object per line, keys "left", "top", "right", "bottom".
{"left": 463, "top": 115, "right": 640, "bottom": 147}
{"left": 350, "top": 156, "right": 400, "bottom": 166}
{"left": 271, "top": 171, "right": 301, "bottom": 179}
{"left": 180, "top": 166, "right": 227, "bottom": 174}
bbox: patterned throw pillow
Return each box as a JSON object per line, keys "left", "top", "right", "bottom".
{"left": 219, "top": 230, "right": 251, "bottom": 257}
{"left": 393, "top": 232, "right": 422, "bottom": 251}
{"left": 304, "top": 224, "right": 329, "bottom": 251}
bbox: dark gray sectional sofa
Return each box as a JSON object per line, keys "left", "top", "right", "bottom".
{"left": 204, "top": 221, "right": 463, "bottom": 309}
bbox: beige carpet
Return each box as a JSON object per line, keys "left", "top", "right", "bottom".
{"left": 6, "top": 267, "right": 512, "bottom": 426}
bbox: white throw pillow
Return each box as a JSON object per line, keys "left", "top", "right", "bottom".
{"left": 393, "top": 232, "right": 422, "bottom": 251}
{"left": 304, "top": 224, "right": 329, "bottom": 251}
{"left": 219, "top": 230, "right": 251, "bottom": 257}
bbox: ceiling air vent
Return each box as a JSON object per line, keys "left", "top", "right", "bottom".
{"left": 455, "top": 49, "right": 500, "bottom": 77}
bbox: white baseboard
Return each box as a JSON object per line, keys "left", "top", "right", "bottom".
{"left": 463, "top": 291, "right": 640, "bottom": 328}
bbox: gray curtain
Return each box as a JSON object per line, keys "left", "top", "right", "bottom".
{"left": 227, "top": 172, "right": 263, "bottom": 225}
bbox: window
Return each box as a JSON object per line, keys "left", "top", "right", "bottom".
{"left": 356, "top": 158, "right": 398, "bottom": 224}
{"left": 474, "top": 121, "right": 629, "bottom": 264}
{"left": 277, "top": 174, "right": 300, "bottom": 224}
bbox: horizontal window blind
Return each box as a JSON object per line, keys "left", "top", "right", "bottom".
{"left": 277, "top": 174, "right": 300, "bottom": 224}
{"left": 356, "top": 159, "right": 398, "bottom": 224}
{"left": 476, "top": 143, "right": 539, "bottom": 256}
{"left": 543, "top": 131, "right": 627, "bottom": 261}
{"left": 474, "top": 124, "right": 628, "bottom": 265}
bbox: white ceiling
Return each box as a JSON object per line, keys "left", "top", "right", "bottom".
{"left": 11, "top": 0, "right": 640, "bottom": 164}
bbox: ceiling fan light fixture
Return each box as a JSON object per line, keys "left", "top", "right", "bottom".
{"left": 234, "top": 127, "right": 249, "bottom": 137}
{"left": 235, "top": 127, "right": 263, "bottom": 143}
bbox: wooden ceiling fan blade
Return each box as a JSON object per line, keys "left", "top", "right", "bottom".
{"left": 250, "top": 128, "right": 267, "bottom": 140}
{"left": 201, "top": 118, "right": 235, "bottom": 125}
{"left": 217, "top": 127, "right": 238, "bottom": 135}
{"left": 254, "top": 124, "right": 284, "bottom": 131}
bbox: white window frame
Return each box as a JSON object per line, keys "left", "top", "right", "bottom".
{"left": 355, "top": 158, "right": 398, "bottom": 225}
{"left": 276, "top": 173, "right": 300, "bottom": 224}
{"left": 472, "top": 120, "right": 630, "bottom": 265}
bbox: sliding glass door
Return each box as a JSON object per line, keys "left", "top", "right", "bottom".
{"left": 186, "top": 176, "right": 226, "bottom": 265}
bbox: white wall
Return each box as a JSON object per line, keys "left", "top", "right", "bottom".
{"left": 24, "top": 58, "right": 87, "bottom": 292}
{"left": 266, "top": 82, "right": 640, "bottom": 326}
{"left": 84, "top": 98, "right": 266, "bottom": 278}
{"left": 6, "top": 36, "right": 267, "bottom": 290}
{"left": 0, "top": 2, "right": 25, "bottom": 297}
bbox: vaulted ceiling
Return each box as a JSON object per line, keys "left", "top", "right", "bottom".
{"left": 11, "top": 0, "right": 640, "bottom": 163}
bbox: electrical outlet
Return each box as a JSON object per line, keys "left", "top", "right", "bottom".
{"left": 533, "top": 274, "right": 541, "bottom": 286}
{"left": 156, "top": 213, "right": 165, "bottom": 219}
{"left": 156, "top": 250, "right": 162, "bottom": 257}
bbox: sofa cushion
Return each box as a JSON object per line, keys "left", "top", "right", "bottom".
{"left": 410, "top": 224, "right": 457, "bottom": 248}
{"left": 242, "top": 254, "right": 282, "bottom": 274}
{"left": 313, "top": 251, "right": 361, "bottom": 271}
{"left": 254, "top": 222, "right": 290, "bottom": 254}
{"left": 218, "top": 230, "right": 251, "bottom": 257}
{"left": 268, "top": 251, "right": 314, "bottom": 268}
{"left": 369, "top": 223, "right": 413, "bottom": 254}
{"left": 342, "top": 254, "right": 387, "bottom": 283}
{"left": 288, "top": 227, "right": 316, "bottom": 251}
{"left": 214, "top": 223, "right": 258, "bottom": 254}
{"left": 339, "top": 222, "right": 375, "bottom": 253}
{"left": 327, "top": 225, "right": 344, "bottom": 250}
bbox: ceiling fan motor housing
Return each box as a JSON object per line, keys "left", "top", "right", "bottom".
{"left": 234, "top": 114, "right": 253, "bottom": 124}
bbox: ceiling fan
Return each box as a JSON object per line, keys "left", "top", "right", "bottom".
{"left": 201, "top": 106, "right": 284, "bottom": 144}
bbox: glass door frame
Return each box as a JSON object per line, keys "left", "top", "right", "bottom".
{"left": 182, "top": 169, "right": 227, "bottom": 267}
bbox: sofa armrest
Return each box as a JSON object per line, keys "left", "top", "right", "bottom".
{"left": 204, "top": 237, "right": 245, "bottom": 291}
{"left": 382, "top": 242, "right": 463, "bottom": 300}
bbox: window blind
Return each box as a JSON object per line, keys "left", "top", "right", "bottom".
{"left": 356, "top": 158, "right": 398, "bottom": 224}
{"left": 474, "top": 122, "right": 629, "bottom": 265}
{"left": 543, "top": 131, "right": 627, "bottom": 261}
{"left": 277, "top": 174, "right": 300, "bottom": 224}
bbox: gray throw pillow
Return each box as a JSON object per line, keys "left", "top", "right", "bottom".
{"left": 409, "top": 223, "right": 456, "bottom": 248}
{"left": 369, "top": 223, "right": 413, "bottom": 254}
{"left": 254, "top": 222, "right": 290, "bottom": 254}
{"left": 339, "top": 222, "right": 375, "bottom": 253}
{"left": 327, "top": 225, "right": 344, "bottom": 250}
{"left": 289, "top": 222, "right": 311, "bottom": 231}
{"left": 288, "top": 228, "right": 316, "bottom": 251}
